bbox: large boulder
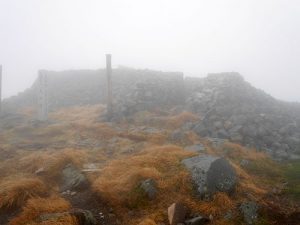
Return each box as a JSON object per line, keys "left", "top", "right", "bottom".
{"left": 182, "top": 155, "right": 237, "bottom": 197}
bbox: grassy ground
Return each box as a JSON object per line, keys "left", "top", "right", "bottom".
{"left": 283, "top": 160, "right": 300, "bottom": 201}
{"left": 0, "top": 105, "right": 299, "bottom": 225}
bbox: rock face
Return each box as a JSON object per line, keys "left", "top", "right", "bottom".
{"left": 182, "top": 155, "right": 237, "bottom": 197}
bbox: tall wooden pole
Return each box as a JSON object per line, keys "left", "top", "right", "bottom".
{"left": 106, "top": 54, "right": 113, "bottom": 118}
{"left": 0, "top": 65, "right": 2, "bottom": 114}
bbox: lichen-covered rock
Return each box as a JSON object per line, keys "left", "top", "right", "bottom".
{"left": 240, "top": 201, "right": 259, "bottom": 225}
{"left": 182, "top": 155, "right": 237, "bottom": 197}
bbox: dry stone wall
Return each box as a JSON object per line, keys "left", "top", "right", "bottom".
{"left": 2, "top": 69, "right": 300, "bottom": 160}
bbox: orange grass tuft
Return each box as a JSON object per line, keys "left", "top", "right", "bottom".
{"left": 137, "top": 218, "right": 157, "bottom": 225}
{"left": 93, "top": 145, "right": 195, "bottom": 207}
{"left": 219, "top": 142, "right": 266, "bottom": 162}
{"left": 0, "top": 176, "right": 48, "bottom": 210}
{"left": 193, "top": 192, "right": 235, "bottom": 217}
{"left": 9, "top": 196, "right": 76, "bottom": 225}
{"left": 165, "top": 111, "right": 199, "bottom": 129}
{"left": 18, "top": 149, "right": 87, "bottom": 181}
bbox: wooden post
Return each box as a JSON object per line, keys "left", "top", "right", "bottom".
{"left": 0, "top": 65, "right": 2, "bottom": 114}
{"left": 106, "top": 54, "right": 113, "bottom": 118}
{"left": 37, "top": 70, "right": 48, "bottom": 121}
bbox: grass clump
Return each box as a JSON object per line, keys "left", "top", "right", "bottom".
{"left": 0, "top": 176, "right": 48, "bottom": 210}
{"left": 9, "top": 196, "right": 76, "bottom": 225}
{"left": 18, "top": 149, "right": 87, "bottom": 181}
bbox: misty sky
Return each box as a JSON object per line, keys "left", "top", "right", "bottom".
{"left": 0, "top": 0, "right": 299, "bottom": 102}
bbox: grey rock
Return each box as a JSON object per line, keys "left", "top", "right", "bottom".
{"left": 240, "top": 201, "right": 258, "bottom": 225}
{"left": 240, "top": 159, "right": 250, "bottom": 167}
{"left": 140, "top": 178, "right": 157, "bottom": 200}
{"left": 70, "top": 209, "right": 97, "bottom": 225}
{"left": 182, "top": 155, "right": 237, "bottom": 197}
{"left": 184, "top": 144, "right": 205, "bottom": 152}
{"left": 60, "top": 164, "right": 89, "bottom": 192}
{"left": 207, "top": 138, "right": 226, "bottom": 148}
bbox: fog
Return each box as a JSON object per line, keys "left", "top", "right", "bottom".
{"left": 0, "top": 0, "right": 299, "bottom": 102}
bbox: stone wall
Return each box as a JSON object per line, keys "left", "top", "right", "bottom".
{"left": 3, "top": 69, "right": 300, "bottom": 160}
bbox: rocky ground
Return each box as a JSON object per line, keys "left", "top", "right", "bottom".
{"left": 0, "top": 105, "right": 300, "bottom": 225}
{"left": 3, "top": 70, "right": 300, "bottom": 161}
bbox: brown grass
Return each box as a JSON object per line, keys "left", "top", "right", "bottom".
{"left": 93, "top": 145, "right": 195, "bottom": 206}
{"left": 165, "top": 111, "right": 199, "bottom": 129}
{"left": 18, "top": 149, "right": 87, "bottom": 182}
{"left": 118, "top": 131, "right": 167, "bottom": 145}
{"left": 9, "top": 196, "right": 77, "bottom": 225}
{"left": 219, "top": 142, "right": 266, "bottom": 162}
{"left": 0, "top": 176, "right": 48, "bottom": 210}
{"left": 50, "top": 105, "right": 104, "bottom": 123}
{"left": 137, "top": 218, "right": 157, "bottom": 225}
{"left": 191, "top": 192, "right": 234, "bottom": 217}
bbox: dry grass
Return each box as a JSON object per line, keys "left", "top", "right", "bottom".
{"left": 0, "top": 176, "right": 48, "bottom": 210}
{"left": 93, "top": 145, "right": 195, "bottom": 207}
{"left": 50, "top": 105, "right": 104, "bottom": 124}
{"left": 131, "top": 111, "right": 199, "bottom": 130}
{"left": 164, "top": 111, "right": 199, "bottom": 129}
{"left": 218, "top": 142, "right": 266, "bottom": 162}
{"left": 9, "top": 196, "right": 77, "bottom": 225}
{"left": 17, "top": 149, "right": 87, "bottom": 182}
{"left": 118, "top": 131, "right": 167, "bottom": 145}
{"left": 137, "top": 218, "right": 157, "bottom": 225}
{"left": 190, "top": 192, "right": 235, "bottom": 217}
{"left": 93, "top": 145, "right": 244, "bottom": 224}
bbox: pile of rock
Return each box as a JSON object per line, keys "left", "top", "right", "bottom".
{"left": 185, "top": 73, "right": 300, "bottom": 160}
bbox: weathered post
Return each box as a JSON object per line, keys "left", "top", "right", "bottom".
{"left": 37, "top": 70, "right": 48, "bottom": 121}
{"left": 106, "top": 54, "right": 113, "bottom": 119}
{"left": 0, "top": 65, "right": 2, "bottom": 114}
